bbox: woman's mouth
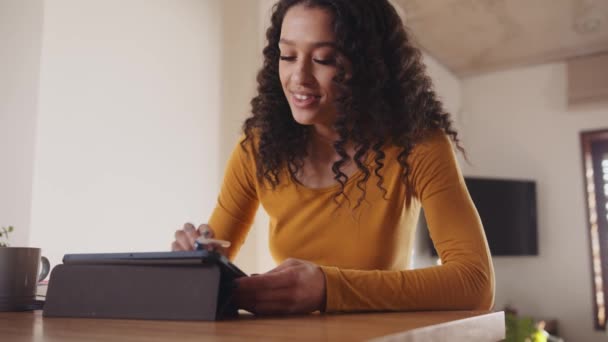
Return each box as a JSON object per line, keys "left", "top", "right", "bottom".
{"left": 291, "top": 93, "right": 321, "bottom": 109}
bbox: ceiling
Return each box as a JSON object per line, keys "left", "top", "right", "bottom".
{"left": 393, "top": 0, "right": 608, "bottom": 76}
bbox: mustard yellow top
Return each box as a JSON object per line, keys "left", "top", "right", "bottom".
{"left": 209, "top": 131, "right": 495, "bottom": 312}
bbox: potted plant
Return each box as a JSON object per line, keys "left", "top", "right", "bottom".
{"left": 0, "top": 225, "right": 52, "bottom": 312}
{"left": 0, "top": 226, "right": 13, "bottom": 247}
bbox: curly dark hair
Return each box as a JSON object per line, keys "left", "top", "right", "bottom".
{"left": 243, "top": 0, "right": 464, "bottom": 208}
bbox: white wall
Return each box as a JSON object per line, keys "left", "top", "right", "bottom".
{"left": 219, "top": 0, "right": 263, "bottom": 274}
{"left": 0, "top": 0, "right": 43, "bottom": 247}
{"left": 410, "top": 53, "right": 463, "bottom": 270}
{"left": 250, "top": 0, "right": 278, "bottom": 274}
{"left": 460, "top": 63, "right": 608, "bottom": 341}
{"left": 423, "top": 54, "right": 462, "bottom": 121}
{"left": 29, "top": 0, "right": 222, "bottom": 266}
{"left": 0, "top": 0, "right": 268, "bottom": 273}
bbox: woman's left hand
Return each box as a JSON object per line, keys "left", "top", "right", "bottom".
{"left": 232, "top": 258, "right": 326, "bottom": 315}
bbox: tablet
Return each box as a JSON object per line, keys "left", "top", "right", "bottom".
{"left": 62, "top": 250, "right": 248, "bottom": 278}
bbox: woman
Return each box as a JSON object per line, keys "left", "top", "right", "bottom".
{"left": 172, "top": 0, "right": 494, "bottom": 315}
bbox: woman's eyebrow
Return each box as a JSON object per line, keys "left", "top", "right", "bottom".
{"left": 278, "top": 38, "right": 337, "bottom": 48}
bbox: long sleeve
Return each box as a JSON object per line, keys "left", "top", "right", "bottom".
{"left": 319, "top": 132, "right": 495, "bottom": 312}
{"left": 208, "top": 139, "right": 260, "bottom": 261}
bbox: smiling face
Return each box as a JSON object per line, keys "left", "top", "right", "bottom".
{"left": 278, "top": 5, "right": 343, "bottom": 129}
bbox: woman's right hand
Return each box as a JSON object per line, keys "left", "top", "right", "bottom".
{"left": 172, "top": 223, "right": 227, "bottom": 254}
{"left": 172, "top": 222, "right": 202, "bottom": 251}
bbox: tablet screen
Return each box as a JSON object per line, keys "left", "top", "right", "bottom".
{"left": 62, "top": 250, "right": 248, "bottom": 278}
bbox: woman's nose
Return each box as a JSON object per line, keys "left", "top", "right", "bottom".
{"left": 292, "top": 60, "right": 313, "bottom": 84}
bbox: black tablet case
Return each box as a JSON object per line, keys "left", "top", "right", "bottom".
{"left": 43, "top": 263, "right": 238, "bottom": 321}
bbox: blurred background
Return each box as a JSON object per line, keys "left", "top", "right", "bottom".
{"left": 1, "top": 0, "right": 608, "bottom": 340}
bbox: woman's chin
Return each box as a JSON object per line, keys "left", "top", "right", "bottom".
{"left": 291, "top": 112, "right": 319, "bottom": 126}
{"left": 289, "top": 105, "right": 336, "bottom": 127}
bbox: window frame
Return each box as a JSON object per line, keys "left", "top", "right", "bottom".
{"left": 581, "top": 129, "right": 608, "bottom": 331}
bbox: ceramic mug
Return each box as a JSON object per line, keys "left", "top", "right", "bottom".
{"left": 0, "top": 247, "right": 50, "bottom": 311}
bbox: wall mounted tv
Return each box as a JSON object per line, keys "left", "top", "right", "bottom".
{"left": 426, "top": 177, "right": 538, "bottom": 256}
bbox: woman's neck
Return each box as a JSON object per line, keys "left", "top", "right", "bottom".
{"left": 308, "top": 125, "right": 353, "bottom": 164}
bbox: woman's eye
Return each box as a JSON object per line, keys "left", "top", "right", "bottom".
{"left": 279, "top": 56, "right": 336, "bottom": 65}
{"left": 313, "top": 58, "right": 336, "bottom": 66}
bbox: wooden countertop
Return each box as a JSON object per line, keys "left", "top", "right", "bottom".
{"left": 0, "top": 310, "right": 504, "bottom": 341}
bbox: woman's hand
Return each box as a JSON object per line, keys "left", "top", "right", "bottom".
{"left": 172, "top": 223, "right": 227, "bottom": 254}
{"left": 233, "top": 258, "right": 326, "bottom": 315}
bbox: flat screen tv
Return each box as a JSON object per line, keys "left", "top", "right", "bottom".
{"left": 426, "top": 177, "right": 538, "bottom": 256}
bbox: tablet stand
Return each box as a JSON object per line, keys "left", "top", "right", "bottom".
{"left": 43, "top": 263, "right": 238, "bottom": 320}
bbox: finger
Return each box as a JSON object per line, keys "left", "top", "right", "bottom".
{"left": 236, "top": 270, "right": 294, "bottom": 291}
{"left": 171, "top": 241, "right": 182, "bottom": 251}
{"left": 185, "top": 230, "right": 200, "bottom": 248}
{"left": 232, "top": 287, "right": 294, "bottom": 315}
{"left": 183, "top": 222, "right": 196, "bottom": 231}
{"left": 198, "top": 224, "right": 214, "bottom": 238}
{"left": 174, "top": 230, "right": 194, "bottom": 251}
{"left": 233, "top": 286, "right": 293, "bottom": 305}
{"left": 238, "top": 300, "right": 288, "bottom": 316}
{"left": 184, "top": 223, "right": 196, "bottom": 236}
{"left": 184, "top": 223, "right": 200, "bottom": 246}
{"left": 266, "top": 259, "right": 299, "bottom": 274}
{"left": 250, "top": 301, "right": 296, "bottom": 316}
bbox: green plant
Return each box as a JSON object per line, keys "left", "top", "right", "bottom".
{"left": 505, "top": 312, "right": 536, "bottom": 342}
{"left": 0, "top": 226, "right": 14, "bottom": 247}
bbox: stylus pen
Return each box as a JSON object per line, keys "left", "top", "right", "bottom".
{"left": 194, "top": 236, "right": 231, "bottom": 250}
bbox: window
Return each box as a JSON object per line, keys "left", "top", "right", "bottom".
{"left": 581, "top": 129, "right": 608, "bottom": 330}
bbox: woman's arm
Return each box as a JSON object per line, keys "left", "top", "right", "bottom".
{"left": 207, "top": 138, "right": 260, "bottom": 261}
{"left": 320, "top": 132, "right": 495, "bottom": 312}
